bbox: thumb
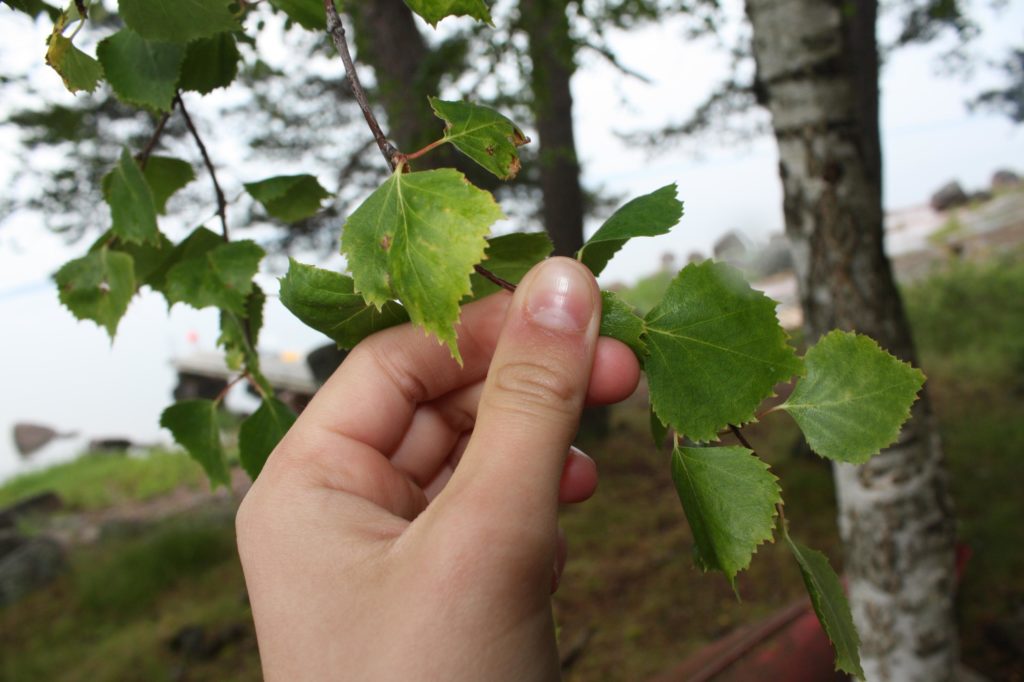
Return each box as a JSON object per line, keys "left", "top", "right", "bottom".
{"left": 440, "top": 257, "right": 601, "bottom": 530}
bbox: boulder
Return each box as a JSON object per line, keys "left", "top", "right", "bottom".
{"left": 992, "top": 169, "right": 1021, "bottom": 192}
{"left": 0, "top": 534, "right": 66, "bottom": 607}
{"left": 930, "top": 181, "right": 969, "bottom": 211}
{"left": 307, "top": 344, "right": 349, "bottom": 386}
{"left": 0, "top": 491, "right": 63, "bottom": 529}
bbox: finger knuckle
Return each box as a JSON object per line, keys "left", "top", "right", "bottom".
{"left": 353, "top": 342, "right": 432, "bottom": 405}
{"left": 488, "top": 358, "right": 579, "bottom": 417}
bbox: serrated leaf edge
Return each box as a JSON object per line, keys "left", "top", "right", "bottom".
{"left": 672, "top": 445, "right": 781, "bottom": 590}
{"left": 778, "top": 329, "right": 925, "bottom": 464}
{"left": 644, "top": 261, "right": 804, "bottom": 442}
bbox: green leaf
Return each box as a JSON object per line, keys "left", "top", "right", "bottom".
{"left": 778, "top": 330, "right": 925, "bottom": 463}
{"left": 96, "top": 29, "right": 185, "bottom": 112}
{"left": 219, "top": 284, "right": 265, "bottom": 371}
{"left": 55, "top": 247, "right": 135, "bottom": 338}
{"left": 164, "top": 233, "right": 265, "bottom": 316}
{"left": 217, "top": 283, "right": 271, "bottom": 398}
{"left": 671, "top": 445, "right": 781, "bottom": 588}
{"left": 147, "top": 226, "right": 223, "bottom": 294}
{"left": 600, "top": 290, "right": 646, "bottom": 358}
{"left": 244, "top": 174, "right": 331, "bottom": 223}
{"left": 238, "top": 398, "right": 296, "bottom": 479}
{"left": 160, "top": 400, "right": 230, "bottom": 488}
{"left": 650, "top": 407, "right": 668, "bottom": 447}
{"left": 468, "top": 232, "right": 553, "bottom": 300}
{"left": 268, "top": 0, "right": 331, "bottom": 30}
{"left": 577, "top": 185, "right": 684, "bottom": 277}
{"left": 430, "top": 98, "right": 529, "bottom": 180}
{"left": 279, "top": 259, "right": 409, "bottom": 349}
{"left": 178, "top": 32, "right": 240, "bottom": 94}
{"left": 91, "top": 228, "right": 176, "bottom": 288}
{"left": 103, "top": 148, "right": 160, "bottom": 246}
{"left": 142, "top": 156, "right": 195, "bottom": 214}
{"left": 4, "top": 0, "right": 61, "bottom": 20}
{"left": 644, "top": 261, "right": 803, "bottom": 442}
{"left": 785, "top": 534, "right": 865, "bottom": 679}
{"left": 45, "top": 33, "right": 103, "bottom": 93}
{"left": 402, "top": 0, "right": 491, "bottom": 26}
{"left": 341, "top": 168, "right": 502, "bottom": 360}
{"left": 118, "top": 0, "right": 240, "bottom": 43}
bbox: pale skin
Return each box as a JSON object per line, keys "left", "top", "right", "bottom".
{"left": 236, "top": 257, "right": 641, "bottom": 680}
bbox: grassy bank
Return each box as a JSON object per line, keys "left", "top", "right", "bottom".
{"left": 0, "top": 449, "right": 206, "bottom": 511}
{"left": 1, "top": 507, "right": 258, "bottom": 682}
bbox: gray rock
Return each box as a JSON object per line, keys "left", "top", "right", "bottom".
{"left": 0, "top": 534, "right": 66, "bottom": 607}
{"left": 992, "top": 169, "right": 1021, "bottom": 191}
{"left": 0, "top": 491, "right": 63, "bottom": 529}
{"left": 931, "top": 181, "right": 969, "bottom": 211}
{"left": 713, "top": 231, "right": 748, "bottom": 264}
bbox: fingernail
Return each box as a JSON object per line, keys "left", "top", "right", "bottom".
{"left": 525, "top": 258, "right": 595, "bottom": 332}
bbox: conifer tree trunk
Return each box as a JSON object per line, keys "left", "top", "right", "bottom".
{"left": 346, "top": 0, "right": 437, "bottom": 152}
{"left": 744, "top": 1, "right": 958, "bottom": 679}
{"left": 520, "top": 0, "right": 586, "bottom": 256}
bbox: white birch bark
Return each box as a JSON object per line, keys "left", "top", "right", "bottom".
{"left": 744, "top": 1, "right": 959, "bottom": 679}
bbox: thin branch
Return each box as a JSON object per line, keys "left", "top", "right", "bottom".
{"left": 214, "top": 374, "right": 246, "bottom": 405}
{"left": 579, "top": 42, "right": 652, "bottom": 84}
{"left": 729, "top": 424, "right": 754, "bottom": 452}
{"left": 324, "top": 0, "right": 399, "bottom": 170}
{"left": 474, "top": 264, "right": 517, "bottom": 293}
{"left": 175, "top": 92, "right": 229, "bottom": 241}
{"left": 136, "top": 110, "right": 172, "bottom": 171}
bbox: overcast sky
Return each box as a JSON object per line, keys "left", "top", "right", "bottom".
{"left": 0, "top": 2, "right": 1022, "bottom": 480}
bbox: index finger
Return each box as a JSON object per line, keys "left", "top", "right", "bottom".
{"left": 296, "top": 292, "right": 512, "bottom": 456}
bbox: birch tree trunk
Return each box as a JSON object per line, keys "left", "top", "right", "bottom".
{"left": 744, "top": 1, "right": 959, "bottom": 679}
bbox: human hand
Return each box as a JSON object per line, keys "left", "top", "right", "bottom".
{"left": 236, "top": 257, "right": 641, "bottom": 681}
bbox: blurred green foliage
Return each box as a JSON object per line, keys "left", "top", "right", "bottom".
{"left": 0, "top": 449, "right": 205, "bottom": 511}
{"left": 904, "top": 249, "right": 1024, "bottom": 384}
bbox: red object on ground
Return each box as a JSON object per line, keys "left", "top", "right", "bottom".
{"left": 648, "top": 599, "right": 846, "bottom": 682}
{"left": 648, "top": 543, "right": 971, "bottom": 681}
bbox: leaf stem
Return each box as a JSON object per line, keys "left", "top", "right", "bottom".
{"left": 244, "top": 370, "right": 269, "bottom": 400}
{"left": 324, "top": 1, "right": 399, "bottom": 171}
{"left": 474, "top": 264, "right": 517, "bottom": 293}
{"left": 175, "top": 92, "right": 229, "bottom": 241}
{"left": 401, "top": 137, "right": 447, "bottom": 163}
{"left": 214, "top": 374, "right": 246, "bottom": 406}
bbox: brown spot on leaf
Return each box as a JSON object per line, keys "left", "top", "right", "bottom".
{"left": 507, "top": 157, "right": 522, "bottom": 180}
{"left": 485, "top": 145, "right": 495, "bottom": 156}
{"left": 380, "top": 235, "right": 392, "bottom": 250}
{"left": 511, "top": 129, "right": 530, "bottom": 147}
